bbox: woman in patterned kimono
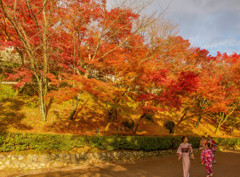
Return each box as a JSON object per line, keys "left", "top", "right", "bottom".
{"left": 177, "top": 136, "right": 194, "bottom": 177}
{"left": 200, "top": 136, "right": 206, "bottom": 150}
{"left": 207, "top": 136, "right": 217, "bottom": 164}
{"left": 201, "top": 143, "right": 214, "bottom": 177}
{"left": 199, "top": 136, "right": 206, "bottom": 162}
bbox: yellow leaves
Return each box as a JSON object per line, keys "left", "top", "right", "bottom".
{"left": 125, "top": 72, "right": 137, "bottom": 79}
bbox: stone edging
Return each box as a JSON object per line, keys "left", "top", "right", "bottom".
{"left": 0, "top": 149, "right": 199, "bottom": 171}
{"left": 1, "top": 147, "right": 238, "bottom": 171}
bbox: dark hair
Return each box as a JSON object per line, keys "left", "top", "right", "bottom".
{"left": 205, "top": 143, "right": 211, "bottom": 148}
{"left": 201, "top": 136, "right": 205, "bottom": 139}
{"left": 182, "top": 136, "right": 187, "bottom": 142}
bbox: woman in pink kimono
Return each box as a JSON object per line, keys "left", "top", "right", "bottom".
{"left": 201, "top": 143, "right": 214, "bottom": 177}
{"left": 177, "top": 136, "right": 194, "bottom": 177}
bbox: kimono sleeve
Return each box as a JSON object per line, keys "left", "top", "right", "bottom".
{"left": 189, "top": 144, "right": 193, "bottom": 154}
{"left": 177, "top": 144, "right": 182, "bottom": 156}
{"left": 209, "top": 150, "right": 213, "bottom": 162}
{"left": 201, "top": 150, "right": 204, "bottom": 161}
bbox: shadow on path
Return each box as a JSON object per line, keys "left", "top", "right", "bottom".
{"left": 21, "top": 151, "right": 240, "bottom": 177}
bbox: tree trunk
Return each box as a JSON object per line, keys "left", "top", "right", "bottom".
{"left": 69, "top": 98, "right": 81, "bottom": 120}
{"left": 41, "top": 0, "right": 48, "bottom": 122}
{"left": 172, "top": 107, "right": 189, "bottom": 134}
{"left": 173, "top": 121, "right": 181, "bottom": 134}
{"left": 103, "top": 93, "right": 125, "bottom": 132}
{"left": 196, "top": 115, "right": 202, "bottom": 128}
{"left": 84, "top": 67, "right": 90, "bottom": 78}
{"left": 104, "top": 108, "right": 117, "bottom": 132}
{"left": 38, "top": 81, "right": 47, "bottom": 122}
{"left": 230, "top": 126, "right": 234, "bottom": 136}
{"left": 215, "top": 113, "right": 224, "bottom": 134}
{"left": 133, "top": 114, "right": 146, "bottom": 134}
{"left": 215, "top": 109, "right": 235, "bottom": 134}
{"left": 104, "top": 122, "right": 112, "bottom": 132}
{"left": 46, "top": 97, "right": 53, "bottom": 116}
{"left": 215, "top": 121, "right": 221, "bottom": 134}
{"left": 16, "top": 48, "right": 25, "bottom": 66}
{"left": 73, "top": 98, "right": 90, "bottom": 119}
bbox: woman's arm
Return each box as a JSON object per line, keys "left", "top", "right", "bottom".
{"left": 209, "top": 150, "right": 213, "bottom": 162}
{"left": 177, "top": 144, "right": 182, "bottom": 160}
{"left": 189, "top": 144, "right": 194, "bottom": 159}
{"left": 189, "top": 144, "right": 193, "bottom": 153}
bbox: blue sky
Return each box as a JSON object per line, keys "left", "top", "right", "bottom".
{"left": 107, "top": 0, "right": 240, "bottom": 56}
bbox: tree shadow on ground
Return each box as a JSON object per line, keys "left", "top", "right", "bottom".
{"left": 44, "top": 106, "right": 106, "bottom": 135}
{"left": 143, "top": 113, "right": 200, "bottom": 136}
{"left": 0, "top": 98, "right": 32, "bottom": 132}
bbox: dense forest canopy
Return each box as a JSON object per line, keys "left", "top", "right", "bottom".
{"left": 0, "top": 0, "right": 240, "bottom": 136}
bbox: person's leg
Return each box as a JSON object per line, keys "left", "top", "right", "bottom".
{"left": 182, "top": 154, "right": 190, "bottom": 177}
{"left": 205, "top": 164, "right": 210, "bottom": 175}
{"left": 209, "top": 163, "right": 213, "bottom": 176}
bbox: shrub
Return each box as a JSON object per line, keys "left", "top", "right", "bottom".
{"left": 26, "top": 98, "right": 38, "bottom": 109}
{"left": 0, "top": 136, "right": 3, "bottom": 145}
{"left": 19, "top": 84, "right": 37, "bottom": 96}
{"left": 164, "top": 120, "right": 175, "bottom": 134}
{"left": 0, "top": 133, "right": 238, "bottom": 153}
{"left": 122, "top": 119, "right": 134, "bottom": 130}
{"left": 144, "top": 114, "right": 154, "bottom": 122}
{"left": 0, "top": 85, "right": 17, "bottom": 101}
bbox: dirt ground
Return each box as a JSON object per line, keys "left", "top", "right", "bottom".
{"left": 12, "top": 151, "right": 240, "bottom": 177}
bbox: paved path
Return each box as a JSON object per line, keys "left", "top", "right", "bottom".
{"left": 22, "top": 151, "right": 240, "bottom": 177}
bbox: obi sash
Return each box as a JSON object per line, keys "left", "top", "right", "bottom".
{"left": 181, "top": 148, "right": 189, "bottom": 153}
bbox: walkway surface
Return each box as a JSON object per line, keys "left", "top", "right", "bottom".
{"left": 21, "top": 151, "right": 240, "bottom": 177}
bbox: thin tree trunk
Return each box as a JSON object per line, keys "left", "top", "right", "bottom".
{"left": 84, "top": 67, "right": 90, "bottom": 78}
{"left": 104, "top": 108, "right": 117, "bottom": 132}
{"left": 215, "top": 121, "right": 221, "bottom": 134}
{"left": 39, "top": 0, "right": 48, "bottom": 122}
{"left": 38, "top": 81, "right": 46, "bottom": 122}
{"left": 133, "top": 114, "right": 146, "bottom": 134}
{"left": 104, "top": 92, "right": 126, "bottom": 132}
{"left": 196, "top": 115, "right": 202, "bottom": 128}
{"left": 215, "top": 109, "right": 235, "bottom": 134}
{"left": 230, "top": 126, "right": 234, "bottom": 136}
{"left": 46, "top": 97, "right": 53, "bottom": 116}
{"left": 173, "top": 107, "right": 189, "bottom": 134}
{"left": 104, "top": 122, "right": 112, "bottom": 132}
{"left": 71, "top": 98, "right": 90, "bottom": 120}
{"left": 215, "top": 112, "right": 224, "bottom": 134}
{"left": 16, "top": 48, "right": 25, "bottom": 66}
{"left": 173, "top": 120, "right": 182, "bottom": 134}
{"left": 69, "top": 98, "right": 81, "bottom": 120}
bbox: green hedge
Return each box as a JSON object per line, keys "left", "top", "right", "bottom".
{"left": 0, "top": 133, "right": 239, "bottom": 152}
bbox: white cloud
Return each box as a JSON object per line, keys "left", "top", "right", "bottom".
{"left": 106, "top": 0, "right": 240, "bottom": 55}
